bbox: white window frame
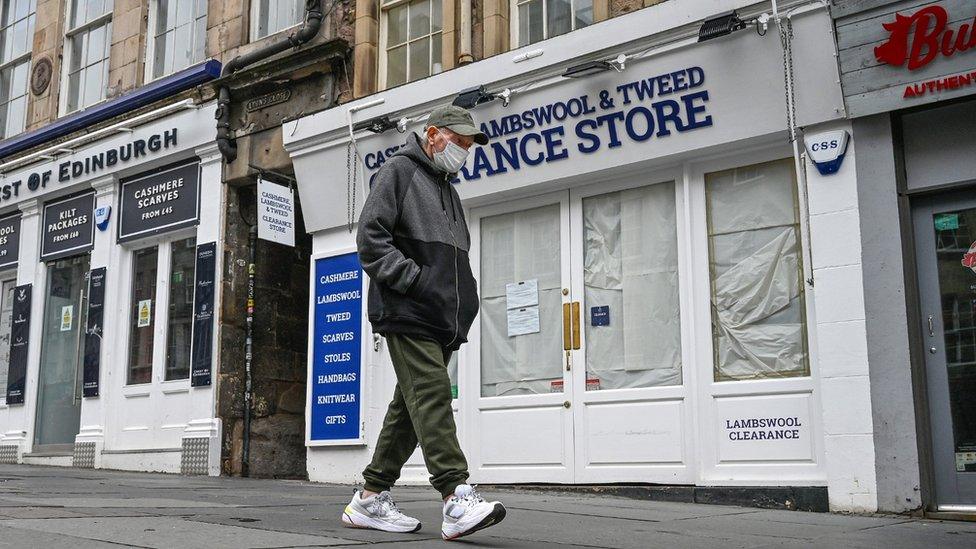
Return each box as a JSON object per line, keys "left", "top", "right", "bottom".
{"left": 122, "top": 230, "right": 197, "bottom": 387}
{"left": 509, "top": 0, "right": 593, "bottom": 48}
{"left": 0, "top": 273, "right": 17, "bottom": 407}
{"left": 145, "top": 0, "right": 209, "bottom": 83}
{"left": 250, "top": 0, "right": 304, "bottom": 42}
{"left": 0, "top": 0, "right": 36, "bottom": 139}
{"left": 378, "top": 0, "right": 443, "bottom": 90}
{"left": 59, "top": 0, "right": 113, "bottom": 116}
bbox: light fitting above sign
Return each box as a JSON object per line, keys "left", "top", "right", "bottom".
{"left": 41, "top": 192, "right": 95, "bottom": 261}
{"left": 804, "top": 130, "right": 850, "bottom": 176}
{"left": 118, "top": 161, "right": 200, "bottom": 242}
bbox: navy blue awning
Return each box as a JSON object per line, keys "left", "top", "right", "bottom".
{"left": 0, "top": 59, "right": 221, "bottom": 161}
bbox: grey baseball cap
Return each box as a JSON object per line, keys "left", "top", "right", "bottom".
{"left": 426, "top": 105, "right": 489, "bottom": 145}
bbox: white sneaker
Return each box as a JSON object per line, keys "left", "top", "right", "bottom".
{"left": 441, "top": 484, "right": 506, "bottom": 541}
{"left": 341, "top": 490, "right": 422, "bottom": 533}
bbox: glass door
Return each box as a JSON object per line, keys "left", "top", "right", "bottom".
{"left": 468, "top": 192, "right": 574, "bottom": 483}
{"left": 914, "top": 193, "right": 976, "bottom": 509}
{"left": 33, "top": 254, "right": 89, "bottom": 452}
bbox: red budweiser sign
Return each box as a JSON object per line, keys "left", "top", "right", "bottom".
{"left": 874, "top": 5, "right": 975, "bottom": 71}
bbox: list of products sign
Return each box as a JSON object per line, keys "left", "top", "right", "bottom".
{"left": 0, "top": 214, "right": 20, "bottom": 270}
{"left": 119, "top": 161, "right": 200, "bottom": 242}
{"left": 41, "top": 192, "right": 95, "bottom": 261}
{"left": 5, "top": 284, "right": 31, "bottom": 405}
{"left": 191, "top": 242, "right": 216, "bottom": 387}
{"left": 310, "top": 252, "right": 363, "bottom": 443}
{"left": 83, "top": 267, "right": 106, "bottom": 398}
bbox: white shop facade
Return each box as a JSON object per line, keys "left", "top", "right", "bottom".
{"left": 0, "top": 101, "right": 223, "bottom": 474}
{"left": 285, "top": 2, "right": 879, "bottom": 512}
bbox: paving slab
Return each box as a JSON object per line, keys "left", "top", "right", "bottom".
{"left": 2, "top": 517, "right": 363, "bottom": 548}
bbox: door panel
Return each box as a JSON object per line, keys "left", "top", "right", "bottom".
{"left": 570, "top": 180, "right": 693, "bottom": 483}
{"left": 915, "top": 195, "right": 976, "bottom": 507}
{"left": 34, "top": 255, "right": 89, "bottom": 451}
{"left": 469, "top": 193, "right": 574, "bottom": 483}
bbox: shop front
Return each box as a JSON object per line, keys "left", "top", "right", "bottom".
{"left": 0, "top": 101, "right": 223, "bottom": 475}
{"left": 285, "top": 3, "right": 876, "bottom": 511}
{"left": 833, "top": 0, "right": 976, "bottom": 513}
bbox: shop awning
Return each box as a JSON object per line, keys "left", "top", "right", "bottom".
{"left": 0, "top": 59, "right": 221, "bottom": 162}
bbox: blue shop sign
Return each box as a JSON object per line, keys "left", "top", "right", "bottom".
{"left": 310, "top": 252, "right": 364, "bottom": 444}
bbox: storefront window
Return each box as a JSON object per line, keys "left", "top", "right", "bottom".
{"left": 705, "top": 159, "right": 809, "bottom": 381}
{"left": 149, "top": 0, "right": 207, "bottom": 80}
{"left": 165, "top": 237, "right": 195, "bottom": 380}
{"left": 0, "top": 0, "right": 36, "bottom": 139}
{"left": 63, "top": 0, "right": 112, "bottom": 114}
{"left": 127, "top": 246, "right": 158, "bottom": 385}
{"left": 382, "top": 0, "right": 442, "bottom": 88}
{"left": 0, "top": 278, "right": 15, "bottom": 400}
{"left": 252, "top": 0, "right": 303, "bottom": 40}
{"left": 480, "top": 204, "right": 563, "bottom": 397}
{"left": 515, "top": 0, "right": 592, "bottom": 47}
{"left": 583, "top": 183, "right": 681, "bottom": 390}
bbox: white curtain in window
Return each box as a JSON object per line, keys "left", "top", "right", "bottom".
{"left": 480, "top": 205, "right": 563, "bottom": 397}
{"left": 583, "top": 183, "right": 681, "bottom": 390}
{"left": 706, "top": 159, "right": 808, "bottom": 381}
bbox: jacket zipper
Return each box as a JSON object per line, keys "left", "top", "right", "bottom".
{"left": 442, "top": 176, "right": 461, "bottom": 348}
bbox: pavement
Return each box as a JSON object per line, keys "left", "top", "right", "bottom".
{"left": 0, "top": 465, "right": 974, "bottom": 548}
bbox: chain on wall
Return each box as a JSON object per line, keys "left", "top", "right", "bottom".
{"left": 778, "top": 16, "right": 798, "bottom": 143}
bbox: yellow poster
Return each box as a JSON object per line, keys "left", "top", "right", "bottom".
{"left": 138, "top": 299, "right": 152, "bottom": 328}
{"left": 60, "top": 305, "right": 73, "bottom": 331}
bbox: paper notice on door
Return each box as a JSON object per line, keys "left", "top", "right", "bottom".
{"left": 60, "top": 305, "right": 73, "bottom": 331}
{"left": 505, "top": 279, "right": 539, "bottom": 310}
{"left": 507, "top": 305, "right": 540, "bottom": 337}
{"left": 138, "top": 299, "right": 152, "bottom": 328}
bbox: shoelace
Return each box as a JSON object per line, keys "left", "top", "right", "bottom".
{"left": 373, "top": 492, "right": 403, "bottom": 518}
{"left": 455, "top": 485, "right": 486, "bottom": 507}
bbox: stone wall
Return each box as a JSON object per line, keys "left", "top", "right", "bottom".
{"left": 219, "top": 184, "right": 313, "bottom": 479}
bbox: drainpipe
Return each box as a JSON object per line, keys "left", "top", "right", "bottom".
{"left": 458, "top": 0, "right": 473, "bottom": 65}
{"left": 216, "top": 0, "right": 326, "bottom": 162}
{"left": 242, "top": 224, "right": 257, "bottom": 477}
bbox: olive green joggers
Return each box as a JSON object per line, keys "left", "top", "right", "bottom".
{"left": 362, "top": 334, "right": 469, "bottom": 499}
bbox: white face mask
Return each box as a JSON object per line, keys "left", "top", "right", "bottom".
{"left": 431, "top": 132, "right": 470, "bottom": 173}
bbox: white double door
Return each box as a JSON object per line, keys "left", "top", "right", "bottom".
{"left": 465, "top": 177, "right": 695, "bottom": 484}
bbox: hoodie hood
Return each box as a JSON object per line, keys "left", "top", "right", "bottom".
{"left": 395, "top": 132, "right": 450, "bottom": 177}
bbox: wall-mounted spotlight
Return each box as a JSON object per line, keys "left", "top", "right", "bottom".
{"left": 453, "top": 85, "right": 512, "bottom": 109}
{"left": 698, "top": 10, "right": 747, "bottom": 42}
{"left": 562, "top": 54, "right": 627, "bottom": 78}
{"left": 352, "top": 115, "right": 399, "bottom": 134}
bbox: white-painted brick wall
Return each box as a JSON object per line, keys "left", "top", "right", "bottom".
{"left": 806, "top": 120, "right": 879, "bottom": 513}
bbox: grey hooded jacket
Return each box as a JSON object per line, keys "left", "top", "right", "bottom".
{"left": 356, "top": 133, "right": 479, "bottom": 350}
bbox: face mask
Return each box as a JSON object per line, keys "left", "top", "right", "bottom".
{"left": 431, "top": 132, "right": 470, "bottom": 173}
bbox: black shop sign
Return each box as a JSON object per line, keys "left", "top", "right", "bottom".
{"left": 0, "top": 214, "right": 20, "bottom": 270}
{"left": 119, "top": 161, "right": 200, "bottom": 242}
{"left": 41, "top": 192, "right": 95, "bottom": 261}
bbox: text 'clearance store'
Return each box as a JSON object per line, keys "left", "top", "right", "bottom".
{"left": 285, "top": 2, "right": 875, "bottom": 512}
{"left": 0, "top": 100, "right": 224, "bottom": 475}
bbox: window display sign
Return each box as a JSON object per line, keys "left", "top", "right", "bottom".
{"left": 83, "top": 267, "right": 105, "bottom": 398}
{"left": 5, "top": 284, "right": 30, "bottom": 404}
{"left": 191, "top": 242, "right": 216, "bottom": 387}
{"left": 0, "top": 214, "right": 20, "bottom": 270}
{"left": 118, "top": 161, "right": 200, "bottom": 242}
{"left": 309, "top": 252, "right": 364, "bottom": 444}
{"left": 40, "top": 192, "right": 95, "bottom": 261}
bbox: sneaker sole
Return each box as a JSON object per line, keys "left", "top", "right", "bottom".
{"left": 442, "top": 503, "right": 506, "bottom": 541}
{"left": 342, "top": 508, "right": 422, "bottom": 533}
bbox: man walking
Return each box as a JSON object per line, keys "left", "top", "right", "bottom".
{"left": 342, "top": 105, "right": 506, "bottom": 541}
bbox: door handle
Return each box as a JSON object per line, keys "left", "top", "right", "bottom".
{"left": 562, "top": 303, "right": 572, "bottom": 351}
{"left": 927, "top": 314, "right": 934, "bottom": 337}
{"left": 571, "top": 301, "right": 581, "bottom": 350}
